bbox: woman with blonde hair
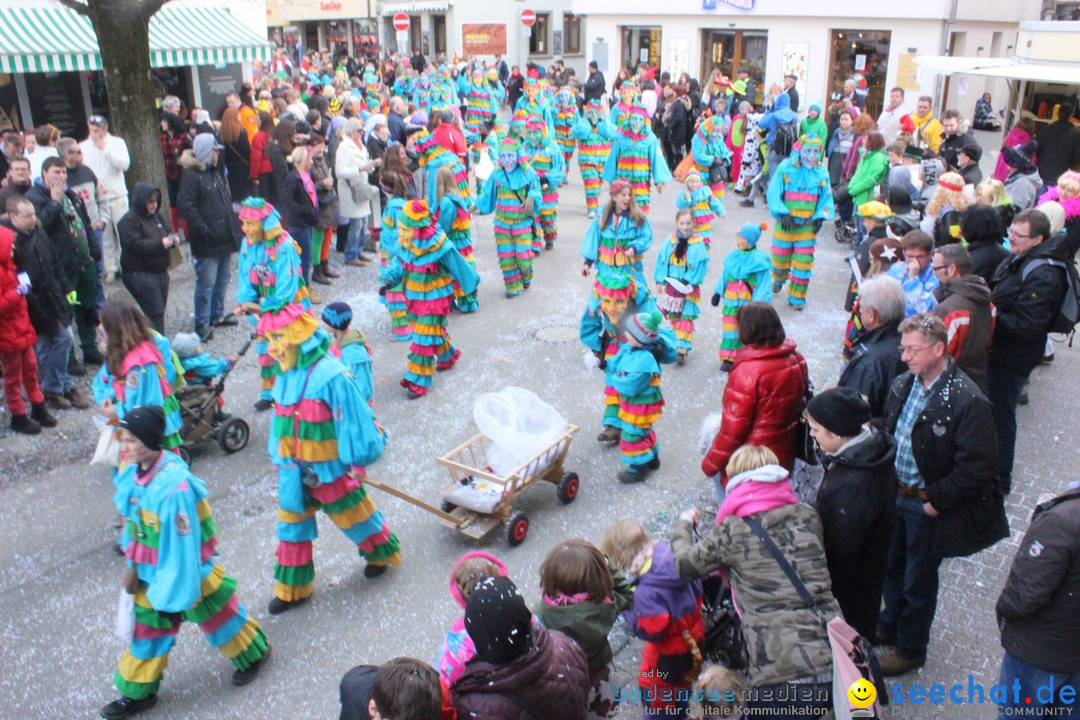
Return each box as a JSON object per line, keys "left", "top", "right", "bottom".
{"left": 924, "top": 171, "right": 969, "bottom": 246}
{"left": 1037, "top": 169, "right": 1080, "bottom": 256}
{"left": 279, "top": 145, "right": 320, "bottom": 301}
{"left": 976, "top": 178, "right": 1018, "bottom": 230}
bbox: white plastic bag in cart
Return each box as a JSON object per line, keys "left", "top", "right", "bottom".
{"left": 473, "top": 387, "right": 569, "bottom": 478}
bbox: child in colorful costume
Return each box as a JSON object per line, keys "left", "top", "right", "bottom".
{"left": 552, "top": 88, "right": 580, "bottom": 168}
{"left": 259, "top": 303, "right": 400, "bottom": 613}
{"left": 581, "top": 179, "right": 654, "bottom": 286}
{"left": 733, "top": 111, "right": 763, "bottom": 195}
{"left": 514, "top": 74, "right": 555, "bottom": 137}
{"left": 393, "top": 69, "right": 416, "bottom": 101}
{"left": 435, "top": 165, "right": 480, "bottom": 313}
{"left": 406, "top": 128, "right": 472, "bottom": 210}
{"left": 379, "top": 199, "right": 479, "bottom": 398}
{"left": 102, "top": 406, "right": 269, "bottom": 718}
{"left": 690, "top": 114, "right": 732, "bottom": 202}
{"left": 654, "top": 209, "right": 710, "bottom": 365}
{"left": 234, "top": 198, "right": 309, "bottom": 409}
{"left": 726, "top": 101, "right": 751, "bottom": 187}
{"left": 608, "top": 309, "right": 672, "bottom": 483}
{"left": 579, "top": 269, "right": 675, "bottom": 452}
{"left": 675, "top": 169, "right": 725, "bottom": 248}
{"left": 463, "top": 69, "right": 498, "bottom": 141}
{"left": 766, "top": 133, "right": 834, "bottom": 309}
{"left": 436, "top": 551, "right": 508, "bottom": 688}
{"left": 320, "top": 301, "right": 374, "bottom": 405}
{"left": 476, "top": 136, "right": 543, "bottom": 297}
{"left": 608, "top": 81, "right": 639, "bottom": 130}
{"left": 376, "top": 172, "right": 412, "bottom": 343}
{"left": 573, "top": 99, "right": 614, "bottom": 218}
{"left": 712, "top": 222, "right": 773, "bottom": 370}
{"left": 603, "top": 106, "right": 672, "bottom": 215}
{"left": 522, "top": 113, "right": 567, "bottom": 251}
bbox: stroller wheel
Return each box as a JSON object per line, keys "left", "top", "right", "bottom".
{"left": 218, "top": 417, "right": 250, "bottom": 453}
{"left": 177, "top": 445, "right": 192, "bottom": 466}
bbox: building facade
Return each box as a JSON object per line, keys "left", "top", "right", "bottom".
{"left": 569, "top": 0, "right": 1042, "bottom": 122}
{"left": 266, "top": 0, "right": 379, "bottom": 60}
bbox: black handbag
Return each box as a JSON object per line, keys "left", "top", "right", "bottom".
{"left": 700, "top": 576, "right": 748, "bottom": 670}
{"left": 794, "top": 366, "right": 819, "bottom": 465}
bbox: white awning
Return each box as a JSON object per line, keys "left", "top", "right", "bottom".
{"left": 380, "top": 1, "right": 452, "bottom": 15}
{"left": 915, "top": 55, "right": 1080, "bottom": 85}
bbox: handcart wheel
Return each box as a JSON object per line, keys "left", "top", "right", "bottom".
{"left": 218, "top": 418, "right": 250, "bottom": 453}
{"left": 440, "top": 500, "right": 457, "bottom": 514}
{"left": 177, "top": 445, "right": 192, "bottom": 466}
{"left": 505, "top": 511, "right": 530, "bottom": 547}
{"left": 557, "top": 472, "right": 580, "bottom": 504}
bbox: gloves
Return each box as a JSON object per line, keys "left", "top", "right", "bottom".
{"left": 539, "top": 177, "right": 550, "bottom": 189}
{"left": 378, "top": 285, "right": 388, "bottom": 297}
{"left": 710, "top": 292, "right": 721, "bottom": 307}
{"left": 66, "top": 290, "right": 77, "bottom": 305}
{"left": 780, "top": 215, "right": 797, "bottom": 233}
{"left": 16, "top": 283, "right": 30, "bottom": 296}
{"left": 812, "top": 219, "right": 824, "bottom": 233}
{"left": 522, "top": 198, "right": 535, "bottom": 216}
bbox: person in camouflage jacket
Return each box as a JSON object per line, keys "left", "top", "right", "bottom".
{"left": 669, "top": 446, "right": 837, "bottom": 713}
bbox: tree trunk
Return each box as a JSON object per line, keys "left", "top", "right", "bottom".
{"left": 84, "top": 2, "right": 169, "bottom": 215}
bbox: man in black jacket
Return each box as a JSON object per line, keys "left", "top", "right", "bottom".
{"left": 839, "top": 274, "right": 907, "bottom": 418}
{"left": 410, "top": 49, "right": 426, "bottom": 74}
{"left": 987, "top": 209, "right": 1071, "bottom": 494}
{"left": 583, "top": 61, "right": 605, "bottom": 104}
{"left": 938, "top": 109, "right": 978, "bottom": 172}
{"left": 996, "top": 482, "right": 1080, "bottom": 717}
{"left": 25, "top": 156, "right": 102, "bottom": 372}
{"left": 3, "top": 197, "right": 88, "bottom": 410}
{"left": 178, "top": 133, "right": 241, "bottom": 342}
{"left": 1035, "top": 103, "right": 1080, "bottom": 187}
{"left": 494, "top": 54, "right": 509, "bottom": 86}
{"left": 877, "top": 314, "right": 1006, "bottom": 676}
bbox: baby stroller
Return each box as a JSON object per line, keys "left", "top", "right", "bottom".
{"left": 174, "top": 334, "right": 254, "bottom": 466}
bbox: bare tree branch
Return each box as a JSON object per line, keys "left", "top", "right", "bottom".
{"left": 141, "top": 0, "right": 171, "bottom": 15}
{"left": 52, "top": 0, "right": 90, "bottom": 16}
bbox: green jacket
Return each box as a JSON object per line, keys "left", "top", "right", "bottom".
{"left": 847, "top": 149, "right": 890, "bottom": 205}
{"left": 535, "top": 567, "right": 634, "bottom": 672}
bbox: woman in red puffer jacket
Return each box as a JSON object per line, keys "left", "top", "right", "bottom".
{"left": 702, "top": 302, "right": 808, "bottom": 492}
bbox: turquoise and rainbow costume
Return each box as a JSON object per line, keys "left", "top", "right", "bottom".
{"left": 112, "top": 451, "right": 268, "bottom": 700}
{"left": 379, "top": 195, "right": 411, "bottom": 342}
{"left": 717, "top": 224, "right": 773, "bottom": 363}
{"left": 581, "top": 185, "right": 654, "bottom": 286}
{"left": 514, "top": 76, "right": 556, "bottom": 136}
{"left": 380, "top": 199, "right": 479, "bottom": 396}
{"left": 690, "top": 115, "right": 732, "bottom": 201}
{"left": 766, "top": 134, "right": 834, "bottom": 307}
{"left": 106, "top": 341, "right": 184, "bottom": 450}
{"left": 603, "top": 107, "right": 672, "bottom": 215}
{"left": 609, "top": 324, "right": 667, "bottom": 472}
{"left": 579, "top": 271, "right": 675, "bottom": 441}
{"left": 476, "top": 138, "right": 543, "bottom": 296}
{"left": 522, "top": 113, "right": 566, "bottom": 251}
{"left": 572, "top": 100, "right": 614, "bottom": 214}
{"left": 552, "top": 89, "right": 580, "bottom": 166}
{"left": 653, "top": 231, "right": 710, "bottom": 355}
{"left": 675, "top": 172, "right": 725, "bottom": 248}
{"left": 410, "top": 128, "right": 472, "bottom": 209}
{"left": 236, "top": 198, "right": 310, "bottom": 401}
{"left": 437, "top": 191, "right": 480, "bottom": 313}
{"left": 260, "top": 304, "right": 400, "bottom": 603}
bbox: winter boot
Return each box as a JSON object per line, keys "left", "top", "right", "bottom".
{"left": 30, "top": 403, "right": 57, "bottom": 428}
{"left": 10, "top": 414, "right": 41, "bottom": 435}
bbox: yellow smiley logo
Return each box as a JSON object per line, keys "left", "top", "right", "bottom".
{"left": 847, "top": 678, "right": 877, "bottom": 709}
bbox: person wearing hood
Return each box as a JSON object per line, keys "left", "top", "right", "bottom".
{"left": 988, "top": 208, "right": 1071, "bottom": 495}
{"left": 800, "top": 102, "right": 827, "bottom": 147}
{"left": 755, "top": 90, "right": 798, "bottom": 184}
{"left": 766, "top": 133, "right": 834, "bottom": 309}
{"left": 808, "top": 388, "right": 898, "bottom": 640}
{"left": 839, "top": 274, "right": 908, "bottom": 418}
{"left": 435, "top": 551, "right": 509, "bottom": 688}
{"left": 451, "top": 576, "right": 590, "bottom": 720}
{"left": 670, "top": 445, "right": 838, "bottom": 715}
{"left": 178, "top": 133, "right": 242, "bottom": 342}
{"left": 1037, "top": 169, "right": 1080, "bottom": 258}
{"left": 1002, "top": 141, "right": 1042, "bottom": 211}
{"left": 117, "top": 183, "right": 177, "bottom": 334}
{"left": 931, "top": 243, "right": 995, "bottom": 391}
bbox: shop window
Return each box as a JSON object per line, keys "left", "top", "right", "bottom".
{"left": 563, "top": 13, "right": 581, "bottom": 55}
{"left": 353, "top": 18, "right": 379, "bottom": 56}
{"left": 828, "top": 29, "right": 891, "bottom": 118}
{"left": 434, "top": 15, "right": 447, "bottom": 55}
{"left": 702, "top": 29, "right": 767, "bottom": 93}
{"left": 621, "top": 26, "right": 662, "bottom": 70}
{"left": 529, "top": 13, "right": 551, "bottom": 56}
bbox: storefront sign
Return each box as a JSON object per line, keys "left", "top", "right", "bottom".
{"left": 666, "top": 38, "right": 689, "bottom": 80}
{"left": 267, "top": 0, "right": 370, "bottom": 24}
{"left": 702, "top": 0, "right": 756, "bottom": 11}
{"left": 461, "top": 23, "right": 507, "bottom": 55}
{"left": 199, "top": 63, "right": 244, "bottom": 119}
{"left": 781, "top": 41, "right": 809, "bottom": 110}
{"left": 897, "top": 52, "right": 920, "bottom": 91}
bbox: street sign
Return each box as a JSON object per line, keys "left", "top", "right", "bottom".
{"left": 393, "top": 13, "right": 410, "bottom": 32}
{"left": 520, "top": 9, "right": 536, "bottom": 26}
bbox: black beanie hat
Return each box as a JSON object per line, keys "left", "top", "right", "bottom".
{"left": 806, "top": 387, "right": 871, "bottom": 437}
{"left": 464, "top": 576, "right": 532, "bottom": 665}
{"left": 118, "top": 405, "right": 165, "bottom": 451}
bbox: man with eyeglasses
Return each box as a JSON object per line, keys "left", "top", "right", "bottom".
{"left": 887, "top": 230, "right": 940, "bottom": 317}
{"left": 987, "top": 209, "right": 1071, "bottom": 495}
{"left": 80, "top": 115, "right": 130, "bottom": 284}
{"left": 877, "top": 313, "right": 1006, "bottom": 677}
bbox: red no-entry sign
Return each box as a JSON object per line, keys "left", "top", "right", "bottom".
{"left": 520, "top": 9, "right": 536, "bottom": 27}
{"left": 393, "top": 13, "right": 410, "bottom": 31}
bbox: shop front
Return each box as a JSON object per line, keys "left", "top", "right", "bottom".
{"left": 622, "top": 26, "right": 662, "bottom": 70}
{"left": 266, "top": 0, "right": 379, "bottom": 59}
{"left": 0, "top": 3, "right": 270, "bottom": 139}
{"left": 380, "top": 0, "right": 453, "bottom": 57}
{"left": 702, "top": 28, "right": 768, "bottom": 85}
{"left": 828, "top": 29, "right": 892, "bottom": 118}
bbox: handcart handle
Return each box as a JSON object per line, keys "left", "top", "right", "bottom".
{"left": 348, "top": 471, "right": 461, "bottom": 525}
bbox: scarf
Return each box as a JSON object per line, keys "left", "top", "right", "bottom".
{"left": 674, "top": 228, "right": 692, "bottom": 260}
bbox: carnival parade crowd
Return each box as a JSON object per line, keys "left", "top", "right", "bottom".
{"left": 1, "top": 43, "right": 1079, "bottom": 720}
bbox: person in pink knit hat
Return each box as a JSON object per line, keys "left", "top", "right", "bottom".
{"left": 436, "top": 551, "right": 508, "bottom": 687}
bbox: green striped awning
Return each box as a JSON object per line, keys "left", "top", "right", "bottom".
{"left": 0, "top": 4, "right": 272, "bottom": 74}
